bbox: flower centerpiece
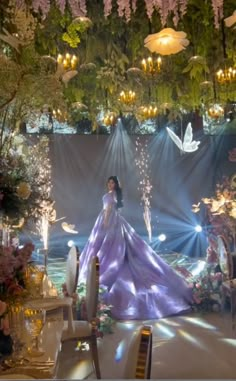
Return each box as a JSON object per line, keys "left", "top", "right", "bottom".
{"left": 190, "top": 267, "right": 223, "bottom": 312}
{"left": 190, "top": 175, "right": 236, "bottom": 311}
{"left": 0, "top": 242, "right": 34, "bottom": 303}
{"left": 192, "top": 175, "right": 236, "bottom": 251}
{"left": 173, "top": 253, "right": 223, "bottom": 312}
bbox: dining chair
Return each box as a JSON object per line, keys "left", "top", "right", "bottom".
{"left": 123, "top": 325, "right": 152, "bottom": 379}
{"left": 60, "top": 256, "right": 101, "bottom": 379}
{"left": 218, "top": 235, "right": 236, "bottom": 328}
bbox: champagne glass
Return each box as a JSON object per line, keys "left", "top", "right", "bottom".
{"left": 24, "top": 308, "right": 46, "bottom": 357}
{"left": 8, "top": 304, "right": 25, "bottom": 359}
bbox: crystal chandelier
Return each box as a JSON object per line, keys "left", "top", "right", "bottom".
{"left": 141, "top": 56, "right": 162, "bottom": 75}
{"left": 57, "top": 53, "right": 78, "bottom": 70}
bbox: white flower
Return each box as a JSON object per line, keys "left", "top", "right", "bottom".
{"left": 144, "top": 28, "right": 189, "bottom": 55}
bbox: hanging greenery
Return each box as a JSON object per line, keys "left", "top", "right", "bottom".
{"left": 0, "top": 0, "right": 235, "bottom": 128}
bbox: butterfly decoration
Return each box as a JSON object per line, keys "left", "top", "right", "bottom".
{"left": 62, "top": 222, "right": 78, "bottom": 234}
{"left": 166, "top": 123, "right": 200, "bottom": 153}
{"left": 192, "top": 202, "right": 200, "bottom": 213}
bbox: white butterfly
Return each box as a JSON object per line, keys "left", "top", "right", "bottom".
{"left": 166, "top": 123, "right": 200, "bottom": 153}
{"left": 62, "top": 222, "right": 78, "bottom": 234}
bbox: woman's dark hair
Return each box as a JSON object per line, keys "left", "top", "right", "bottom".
{"left": 107, "top": 176, "right": 123, "bottom": 209}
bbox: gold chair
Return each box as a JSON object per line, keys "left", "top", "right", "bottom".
{"left": 123, "top": 325, "right": 152, "bottom": 379}
{"left": 218, "top": 235, "right": 236, "bottom": 328}
{"left": 61, "top": 256, "right": 101, "bottom": 379}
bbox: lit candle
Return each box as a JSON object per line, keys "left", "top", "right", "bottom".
{"left": 141, "top": 59, "right": 147, "bottom": 72}
{"left": 57, "top": 54, "right": 63, "bottom": 64}
{"left": 147, "top": 57, "right": 152, "bottom": 72}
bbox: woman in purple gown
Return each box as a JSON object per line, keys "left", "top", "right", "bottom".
{"left": 79, "top": 176, "right": 192, "bottom": 320}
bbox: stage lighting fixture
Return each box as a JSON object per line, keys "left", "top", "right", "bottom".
{"left": 195, "top": 225, "right": 202, "bottom": 232}
{"left": 158, "top": 234, "right": 166, "bottom": 242}
{"left": 67, "top": 240, "right": 74, "bottom": 247}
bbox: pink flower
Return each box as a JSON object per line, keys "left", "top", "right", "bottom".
{"left": 214, "top": 272, "right": 223, "bottom": 281}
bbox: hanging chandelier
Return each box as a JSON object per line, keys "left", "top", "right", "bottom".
{"left": 52, "top": 108, "right": 68, "bottom": 122}
{"left": 103, "top": 112, "right": 117, "bottom": 126}
{"left": 141, "top": 56, "right": 162, "bottom": 75}
{"left": 119, "top": 90, "right": 136, "bottom": 105}
{"left": 139, "top": 105, "right": 158, "bottom": 120}
{"left": 207, "top": 104, "right": 224, "bottom": 119}
{"left": 216, "top": 66, "right": 236, "bottom": 84}
{"left": 57, "top": 53, "right": 78, "bottom": 70}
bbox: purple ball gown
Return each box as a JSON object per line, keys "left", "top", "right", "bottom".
{"left": 79, "top": 191, "right": 192, "bottom": 320}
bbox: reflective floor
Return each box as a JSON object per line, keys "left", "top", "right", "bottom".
{"left": 57, "top": 312, "right": 236, "bottom": 379}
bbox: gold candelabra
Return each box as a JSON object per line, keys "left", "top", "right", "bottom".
{"left": 140, "top": 105, "right": 158, "bottom": 119}
{"left": 52, "top": 108, "right": 67, "bottom": 122}
{"left": 208, "top": 104, "right": 224, "bottom": 119}
{"left": 103, "top": 112, "right": 117, "bottom": 126}
{"left": 216, "top": 67, "right": 236, "bottom": 84}
{"left": 57, "top": 53, "right": 78, "bottom": 70}
{"left": 141, "top": 56, "right": 162, "bottom": 75}
{"left": 119, "top": 90, "right": 136, "bottom": 105}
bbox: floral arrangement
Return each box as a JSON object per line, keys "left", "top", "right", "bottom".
{"left": 12, "top": 0, "right": 223, "bottom": 28}
{"left": 0, "top": 136, "right": 55, "bottom": 247}
{"left": 192, "top": 175, "right": 236, "bottom": 251}
{"left": 0, "top": 154, "right": 32, "bottom": 225}
{"left": 96, "top": 301, "right": 114, "bottom": 336}
{"left": 190, "top": 266, "right": 223, "bottom": 312}
{"left": 0, "top": 242, "right": 34, "bottom": 302}
{"left": 174, "top": 250, "right": 223, "bottom": 312}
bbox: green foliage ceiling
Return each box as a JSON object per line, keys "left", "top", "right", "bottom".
{"left": 0, "top": 0, "right": 235, "bottom": 124}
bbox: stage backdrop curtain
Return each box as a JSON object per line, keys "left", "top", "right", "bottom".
{"left": 29, "top": 130, "right": 236, "bottom": 258}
